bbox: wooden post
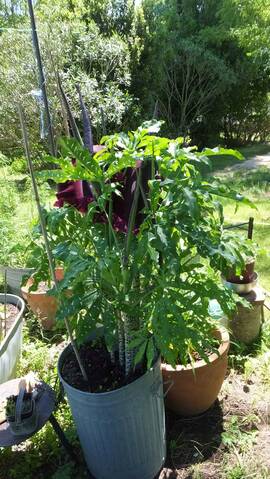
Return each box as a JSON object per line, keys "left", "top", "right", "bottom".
{"left": 248, "top": 217, "right": 254, "bottom": 240}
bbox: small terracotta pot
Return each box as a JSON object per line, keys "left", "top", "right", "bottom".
{"left": 21, "top": 278, "right": 58, "bottom": 330}
{"left": 226, "top": 258, "right": 255, "bottom": 284}
{"left": 162, "top": 328, "right": 230, "bottom": 416}
{"left": 55, "top": 267, "right": 64, "bottom": 282}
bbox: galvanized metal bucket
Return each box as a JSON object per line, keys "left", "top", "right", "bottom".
{"left": 58, "top": 345, "right": 166, "bottom": 479}
{"left": 0, "top": 294, "right": 25, "bottom": 384}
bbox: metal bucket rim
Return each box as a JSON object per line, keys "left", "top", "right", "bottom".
{"left": 0, "top": 294, "right": 25, "bottom": 354}
{"left": 58, "top": 342, "right": 160, "bottom": 398}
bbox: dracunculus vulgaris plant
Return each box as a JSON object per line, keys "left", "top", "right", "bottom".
{"left": 38, "top": 121, "right": 255, "bottom": 378}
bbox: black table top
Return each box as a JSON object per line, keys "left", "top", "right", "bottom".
{"left": 0, "top": 378, "right": 56, "bottom": 447}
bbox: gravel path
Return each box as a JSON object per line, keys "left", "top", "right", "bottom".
{"left": 223, "top": 154, "right": 270, "bottom": 173}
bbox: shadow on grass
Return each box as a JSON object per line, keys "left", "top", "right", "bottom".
{"left": 163, "top": 400, "right": 224, "bottom": 472}
{"left": 228, "top": 318, "right": 270, "bottom": 373}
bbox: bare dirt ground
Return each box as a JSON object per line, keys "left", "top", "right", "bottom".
{"left": 157, "top": 370, "right": 270, "bottom": 479}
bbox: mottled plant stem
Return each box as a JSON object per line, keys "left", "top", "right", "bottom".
{"left": 110, "top": 351, "right": 116, "bottom": 364}
{"left": 118, "top": 316, "right": 125, "bottom": 368}
{"left": 122, "top": 169, "right": 142, "bottom": 376}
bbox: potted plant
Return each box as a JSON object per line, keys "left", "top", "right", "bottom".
{"left": 5, "top": 387, "right": 37, "bottom": 436}
{"left": 36, "top": 117, "right": 254, "bottom": 477}
{"left": 222, "top": 234, "right": 258, "bottom": 293}
{"left": 20, "top": 223, "right": 65, "bottom": 330}
{"left": 162, "top": 323, "right": 230, "bottom": 416}
{"left": 0, "top": 293, "right": 25, "bottom": 384}
{"left": 0, "top": 244, "right": 34, "bottom": 297}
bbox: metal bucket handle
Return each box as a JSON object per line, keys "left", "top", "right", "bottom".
{"left": 151, "top": 378, "right": 174, "bottom": 398}
{"left": 15, "top": 386, "right": 26, "bottom": 425}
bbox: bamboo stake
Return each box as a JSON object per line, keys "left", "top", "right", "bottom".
{"left": 27, "top": 0, "right": 56, "bottom": 157}
{"left": 18, "top": 105, "right": 90, "bottom": 387}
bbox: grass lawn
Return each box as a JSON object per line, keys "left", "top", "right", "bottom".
{"left": 0, "top": 147, "right": 270, "bottom": 479}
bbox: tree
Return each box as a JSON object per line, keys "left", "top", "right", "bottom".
{"left": 0, "top": 1, "right": 137, "bottom": 156}
{"left": 135, "top": 0, "right": 270, "bottom": 144}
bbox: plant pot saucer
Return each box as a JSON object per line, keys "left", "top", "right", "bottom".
{"left": 222, "top": 272, "right": 258, "bottom": 295}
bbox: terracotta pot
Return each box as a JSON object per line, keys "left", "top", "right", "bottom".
{"left": 55, "top": 267, "right": 64, "bottom": 282}
{"left": 226, "top": 258, "right": 255, "bottom": 284}
{"left": 21, "top": 278, "right": 57, "bottom": 330}
{"left": 162, "top": 328, "right": 230, "bottom": 416}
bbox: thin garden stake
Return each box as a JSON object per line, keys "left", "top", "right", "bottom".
{"left": 18, "top": 105, "right": 90, "bottom": 388}
{"left": 4, "top": 269, "right": 7, "bottom": 337}
{"left": 27, "top": 0, "right": 56, "bottom": 157}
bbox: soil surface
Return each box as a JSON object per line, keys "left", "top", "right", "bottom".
{"left": 61, "top": 340, "right": 146, "bottom": 393}
{"left": 0, "top": 303, "right": 19, "bottom": 339}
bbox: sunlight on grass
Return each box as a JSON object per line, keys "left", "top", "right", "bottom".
{"left": 213, "top": 165, "right": 270, "bottom": 292}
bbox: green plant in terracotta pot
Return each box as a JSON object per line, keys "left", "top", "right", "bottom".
{"left": 223, "top": 233, "right": 258, "bottom": 292}
{"left": 20, "top": 226, "right": 65, "bottom": 330}
{"left": 36, "top": 118, "right": 255, "bottom": 477}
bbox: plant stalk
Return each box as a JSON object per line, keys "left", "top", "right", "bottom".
{"left": 118, "top": 316, "right": 125, "bottom": 368}
{"left": 18, "top": 105, "right": 90, "bottom": 388}
{"left": 122, "top": 169, "right": 142, "bottom": 376}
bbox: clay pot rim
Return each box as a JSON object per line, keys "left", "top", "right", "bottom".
{"left": 162, "top": 327, "right": 230, "bottom": 372}
{"left": 245, "top": 256, "right": 256, "bottom": 264}
{"left": 21, "top": 277, "right": 55, "bottom": 296}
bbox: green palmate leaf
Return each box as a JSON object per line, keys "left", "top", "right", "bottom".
{"left": 148, "top": 244, "right": 159, "bottom": 262}
{"left": 205, "top": 183, "right": 257, "bottom": 209}
{"left": 146, "top": 337, "right": 156, "bottom": 369}
{"left": 133, "top": 340, "right": 147, "bottom": 367}
{"left": 37, "top": 169, "right": 72, "bottom": 183}
{"left": 183, "top": 187, "right": 199, "bottom": 218}
{"left": 156, "top": 226, "right": 168, "bottom": 247}
{"left": 138, "top": 120, "right": 164, "bottom": 134}
{"left": 200, "top": 147, "right": 244, "bottom": 161}
{"left": 105, "top": 153, "right": 137, "bottom": 178}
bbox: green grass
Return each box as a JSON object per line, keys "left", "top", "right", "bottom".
{"left": 213, "top": 167, "right": 270, "bottom": 291}
{"left": 0, "top": 165, "right": 54, "bottom": 269}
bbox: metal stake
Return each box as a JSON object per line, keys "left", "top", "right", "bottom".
{"left": 27, "top": 0, "right": 56, "bottom": 157}
{"left": 18, "top": 105, "right": 90, "bottom": 388}
{"left": 4, "top": 269, "right": 7, "bottom": 337}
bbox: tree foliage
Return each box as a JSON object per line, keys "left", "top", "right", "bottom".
{"left": 0, "top": 0, "right": 138, "bottom": 157}
{"left": 0, "top": 0, "right": 269, "bottom": 157}
{"left": 134, "top": 0, "right": 270, "bottom": 145}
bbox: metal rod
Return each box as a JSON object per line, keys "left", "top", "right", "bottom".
{"left": 49, "top": 414, "right": 79, "bottom": 463}
{"left": 27, "top": 0, "right": 56, "bottom": 157}
{"left": 18, "top": 105, "right": 90, "bottom": 388}
{"left": 224, "top": 222, "right": 250, "bottom": 230}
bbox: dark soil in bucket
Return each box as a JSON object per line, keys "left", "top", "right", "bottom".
{"left": 61, "top": 339, "right": 146, "bottom": 393}
{"left": 0, "top": 303, "right": 20, "bottom": 338}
